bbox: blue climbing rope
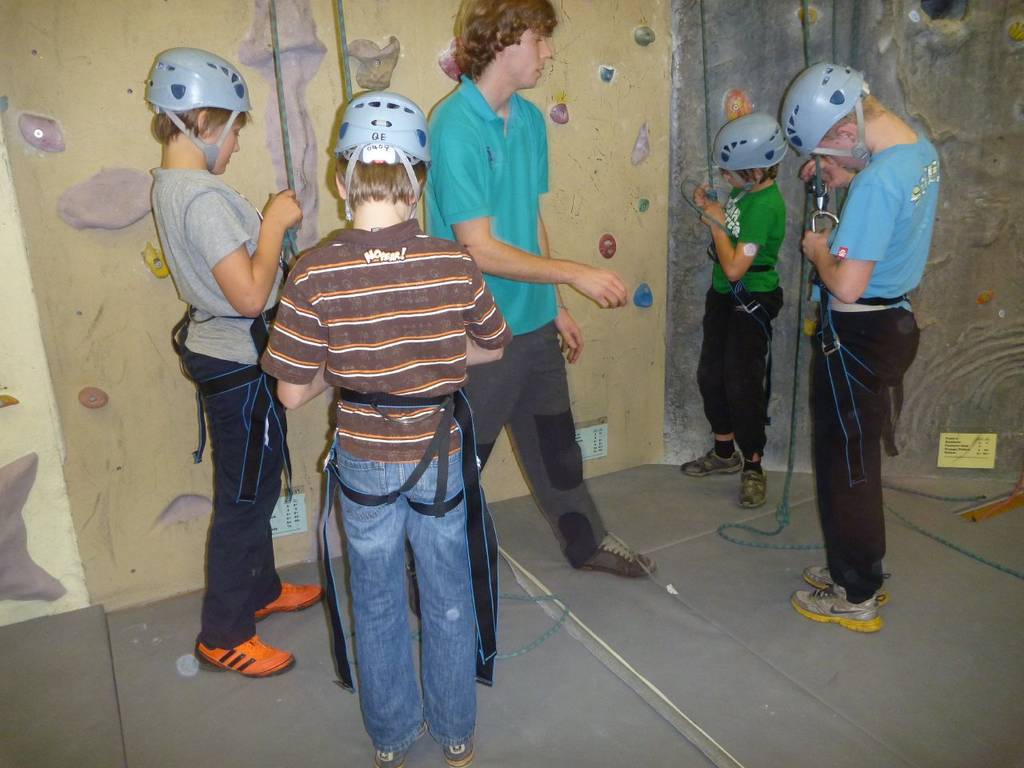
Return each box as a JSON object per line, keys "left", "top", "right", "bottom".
{"left": 268, "top": 0, "right": 299, "bottom": 261}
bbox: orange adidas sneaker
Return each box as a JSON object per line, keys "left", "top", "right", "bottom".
{"left": 195, "top": 635, "right": 294, "bottom": 677}
{"left": 254, "top": 582, "right": 324, "bottom": 620}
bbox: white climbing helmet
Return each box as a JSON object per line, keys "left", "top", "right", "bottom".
{"left": 713, "top": 112, "right": 788, "bottom": 171}
{"left": 145, "top": 48, "right": 251, "bottom": 171}
{"left": 335, "top": 91, "right": 430, "bottom": 220}
{"left": 780, "top": 63, "right": 870, "bottom": 161}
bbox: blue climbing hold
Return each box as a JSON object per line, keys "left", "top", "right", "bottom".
{"left": 634, "top": 283, "right": 653, "bottom": 308}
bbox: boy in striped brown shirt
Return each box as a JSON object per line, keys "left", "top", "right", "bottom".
{"left": 261, "top": 92, "right": 509, "bottom": 768}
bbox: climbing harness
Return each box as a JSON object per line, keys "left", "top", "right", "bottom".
{"left": 171, "top": 306, "right": 292, "bottom": 502}
{"left": 319, "top": 389, "right": 499, "bottom": 690}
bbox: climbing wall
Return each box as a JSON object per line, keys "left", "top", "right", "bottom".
{"left": 666, "top": 0, "right": 1023, "bottom": 480}
{"left": 0, "top": 0, "right": 670, "bottom": 612}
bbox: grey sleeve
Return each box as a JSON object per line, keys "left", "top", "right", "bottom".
{"left": 183, "top": 191, "right": 254, "bottom": 271}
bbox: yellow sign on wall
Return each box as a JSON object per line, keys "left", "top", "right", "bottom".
{"left": 937, "top": 433, "right": 998, "bottom": 469}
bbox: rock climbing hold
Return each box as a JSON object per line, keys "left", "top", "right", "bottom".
{"left": 976, "top": 289, "right": 995, "bottom": 305}
{"left": 155, "top": 494, "right": 213, "bottom": 529}
{"left": 634, "top": 26, "right": 656, "bottom": 46}
{"left": 439, "top": 38, "right": 461, "bottom": 81}
{"left": 142, "top": 241, "right": 170, "bottom": 279}
{"left": 637, "top": 198, "right": 650, "bottom": 213}
{"left": 0, "top": 395, "right": 19, "bottom": 408}
{"left": 78, "top": 387, "right": 109, "bottom": 409}
{"left": 1008, "top": 17, "right": 1024, "bottom": 45}
{"left": 908, "top": 9, "right": 922, "bottom": 23}
{"left": 723, "top": 89, "right": 754, "bottom": 122}
{"left": 803, "top": 318, "right": 818, "bottom": 336}
{"left": 797, "top": 6, "right": 818, "bottom": 24}
{"left": 18, "top": 113, "right": 65, "bottom": 153}
{"left": 599, "top": 65, "right": 616, "bottom": 83}
{"left": 58, "top": 168, "right": 152, "bottom": 230}
{"left": 633, "top": 283, "right": 653, "bottom": 308}
{"left": 599, "top": 233, "right": 617, "bottom": 259}
{"left": 998, "top": 309, "right": 1007, "bottom": 318}
{"left": 549, "top": 103, "right": 569, "bottom": 124}
{"left": 0, "top": 96, "right": 8, "bottom": 113}
{"left": 349, "top": 36, "right": 401, "bottom": 90}
{"left": 631, "top": 122, "right": 650, "bottom": 165}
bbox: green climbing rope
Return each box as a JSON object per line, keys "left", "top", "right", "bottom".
{"left": 334, "top": 0, "right": 354, "bottom": 104}
{"left": 716, "top": 0, "right": 819, "bottom": 550}
{"left": 268, "top": 0, "right": 298, "bottom": 260}
{"left": 697, "top": 0, "right": 715, "bottom": 185}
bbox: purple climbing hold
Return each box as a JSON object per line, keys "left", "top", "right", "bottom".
{"left": 58, "top": 168, "right": 152, "bottom": 230}
{"left": 599, "top": 233, "right": 617, "bottom": 259}
{"left": 550, "top": 103, "right": 569, "bottom": 124}
{"left": 631, "top": 122, "right": 650, "bottom": 165}
{"left": 18, "top": 112, "right": 65, "bottom": 153}
{"left": 155, "top": 494, "right": 214, "bottom": 529}
{"left": 439, "top": 38, "right": 462, "bottom": 81}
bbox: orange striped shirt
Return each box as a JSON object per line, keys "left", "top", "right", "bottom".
{"left": 261, "top": 219, "right": 510, "bottom": 461}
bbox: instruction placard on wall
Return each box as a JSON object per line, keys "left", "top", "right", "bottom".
{"left": 937, "top": 433, "right": 997, "bottom": 469}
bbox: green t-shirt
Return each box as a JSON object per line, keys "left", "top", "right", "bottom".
{"left": 711, "top": 182, "right": 786, "bottom": 294}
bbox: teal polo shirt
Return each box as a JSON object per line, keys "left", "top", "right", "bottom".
{"left": 426, "top": 76, "right": 557, "bottom": 335}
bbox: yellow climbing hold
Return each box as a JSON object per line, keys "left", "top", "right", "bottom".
{"left": 1008, "top": 19, "right": 1024, "bottom": 42}
{"left": 0, "top": 394, "right": 19, "bottom": 408}
{"left": 143, "top": 241, "right": 170, "bottom": 278}
{"left": 797, "top": 6, "right": 819, "bottom": 25}
{"left": 803, "top": 318, "right": 818, "bottom": 337}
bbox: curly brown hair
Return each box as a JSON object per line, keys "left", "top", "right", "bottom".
{"left": 454, "top": 0, "right": 557, "bottom": 80}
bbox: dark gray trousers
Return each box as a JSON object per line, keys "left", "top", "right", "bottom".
{"left": 466, "top": 322, "right": 607, "bottom": 567}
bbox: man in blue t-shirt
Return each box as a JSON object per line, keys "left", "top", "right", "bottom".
{"left": 781, "top": 64, "right": 940, "bottom": 632}
{"left": 426, "top": 0, "right": 654, "bottom": 577}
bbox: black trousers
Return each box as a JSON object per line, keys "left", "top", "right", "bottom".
{"left": 181, "top": 349, "right": 286, "bottom": 648}
{"left": 466, "top": 322, "right": 607, "bottom": 568}
{"left": 696, "top": 287, "right": 783, "bottom": 459}
{"left": 811, "top": 308, "right": 919, "bottom": 603}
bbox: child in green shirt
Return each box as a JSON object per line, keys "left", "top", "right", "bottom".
{"left": 680, "top": 113, "right": 788, "bottom": 509}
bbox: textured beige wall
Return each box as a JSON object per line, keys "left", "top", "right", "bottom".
{"left": 0, "top": 120, "right": 90, "bottom": 627}
{"left": 0, "top": 0, "right": 669, "bottom": 611}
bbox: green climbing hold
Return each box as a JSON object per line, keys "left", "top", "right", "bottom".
{"left": 637, "top": 198, "right": 650, "bottom": 213}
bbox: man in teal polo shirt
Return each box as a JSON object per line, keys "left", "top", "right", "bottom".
{"left": 426, "top": 0, "right": 654, "bottom": 577}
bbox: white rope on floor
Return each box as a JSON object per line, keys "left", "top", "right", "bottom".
{"left": 498, "top": 545, "right": 748, "bottom": 768}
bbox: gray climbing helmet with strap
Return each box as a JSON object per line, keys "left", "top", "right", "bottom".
{"left": 335, "top": 91, "right": 430, "bottom": 220}
{"left": 713, "top": 112, "right": 788, "bottom": 171}
{"left": 145, "top": 47, "right": 251, "bottom": 171}
{"left": 781, "top": 63, "right": 870, "bottom": 160}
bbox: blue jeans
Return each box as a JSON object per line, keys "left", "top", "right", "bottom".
{"left": 336, "top": 443, "right": 477, "bottom": 752}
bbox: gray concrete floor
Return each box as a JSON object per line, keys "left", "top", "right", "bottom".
{"left": 2, "top": 466, "right": 1022, "bottom": 768}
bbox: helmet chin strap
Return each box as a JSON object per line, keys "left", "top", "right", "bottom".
{"left": 812, "top": 99, "right": 869, "bottom": 164}
{"left": 166, "top": 110, "right": 240, "bottom": 172}
{"left": 343, "top": 144, "right": 423, "bottom": 222}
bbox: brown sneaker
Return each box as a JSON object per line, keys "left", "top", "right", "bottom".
{"left": 739, "top": 469, "right": 767, "bottom": 508}
{"left": 680, "top": 448, "right": 742, "bottom": 477}
{"left": 580, "top": 534, "right": 656, "bottom": 577}
{"left": 254, "top": 582, "right": 323, "bottom": 620}
{"left": 195, "top": 635, "right": 294, "bottom": 677}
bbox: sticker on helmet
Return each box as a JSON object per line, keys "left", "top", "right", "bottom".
{"left": 361, "top": 144, "right": 397, "bottom": 164}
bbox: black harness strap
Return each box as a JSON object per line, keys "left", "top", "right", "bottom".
{"left": 320, "top": 388, "right": 499, "bottom": 687}
{"left": 816, "top": 285, "right": 909, "bottom": 484}
{"left": 172, "top": 306, "right": 291, "bottom": 502}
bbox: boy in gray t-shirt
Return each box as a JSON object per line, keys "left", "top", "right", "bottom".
{"left": 146, "top": 47, "right": 319, "bottom": 678}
